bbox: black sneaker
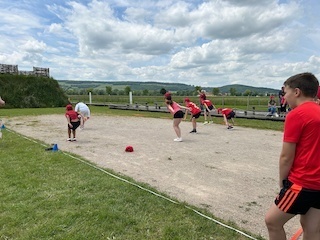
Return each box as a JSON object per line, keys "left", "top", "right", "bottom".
{"left": 189, "top": 129, "right": 197, "bottom": 133}
{"left": 227, "top": 126, "right": 233, "bottom": 129}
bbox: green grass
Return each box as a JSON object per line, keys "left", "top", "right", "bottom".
{"left": 0, "top": 130, "right": 263, "bottom": 240}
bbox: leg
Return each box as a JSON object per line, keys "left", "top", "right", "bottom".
{"left": 265, "top": 203, "right": 295, "bottom": 240}
{"left": 72, "top": 129, "right": 76, "bottom": 139}
{"left": 300, "top": 207, "right": 320, "bottom": 240}
{"left": 68, "top": 127, "right": 71, "bottom": 138}
{"left": 173, "top": 118, "right": 182, "bottom": 138}
{"left": 192, "top": 117, "right": 196, "bottom": 130}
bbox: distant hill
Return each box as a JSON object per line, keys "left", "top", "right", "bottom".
{"left": 57, "top": 80, "right": 279, "bottom": 95}
{"left": 216, "top": 84, "right": 279, "bottom": 95}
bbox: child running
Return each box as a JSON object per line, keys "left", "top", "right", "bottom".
{"left": 183, "top": 98, "right": 201, "bottom": 133}
{"left": 164, "top": 92, "right": 185, "bottom": 142}
{"left": 217, "top": 108, "right": 235, "bottom": 129}
{"left": 65, "top": 104, "right": 84, "bottom": 141}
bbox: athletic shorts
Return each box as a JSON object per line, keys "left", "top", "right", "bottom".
{"left": 204, "top": 105, "right": 214, "bottom": 112}
{"left": 68, "top": 121, "right": 80, "bottom": 130}
{"left": 174, "top": 110, "right": 184, "bottom": 118}
{"left": 192, "top": 112, "right": 201, "bottom": 119}
{"left": 226, "top": 111, "right": 235, "bottom": 119}
{"left": 275, "top": 179, "right": 320, "bottom": 214}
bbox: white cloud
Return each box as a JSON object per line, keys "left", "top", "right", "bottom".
{"left": 0, "top": 0, "right": 319, "bottom": 88}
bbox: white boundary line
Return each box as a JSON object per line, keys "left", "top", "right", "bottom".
{"left": 5, "top": 128, "right": 258, "bottom": 240}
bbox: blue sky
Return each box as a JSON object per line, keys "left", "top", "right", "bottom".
{"left": 1, "top": 0, "right": 320, "bottom": 89}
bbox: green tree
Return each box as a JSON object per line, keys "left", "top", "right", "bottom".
{"left": 106, "top": 86, "right": 112, "bottom": 95}
{"left": 142, "top": 89, "right": 149, "bottom": 96}
{"left": 243, "top": 89, "right": 252, "bottom": 96}
{"left": 124, "top": 86, "right": 131, "bottom": 95}
{"left": 195, "top": 86, "right": 202, "bottom": 92}
{"left": 229, "top": 87, "right": 237, "bottom": 96}
{"left": 160, "top": 88, "right": 167, "bottom": 95}
{"left": 212, "top": 88, "right": 220, "bottom": 95}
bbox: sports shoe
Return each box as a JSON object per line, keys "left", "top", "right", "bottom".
{"left": 72, "top": 138, "right": 77, "bottom": 141}
{"left": 67, "top": 138, "right": 72, "bottom": 141}
{"left": 203, "top": 121, "right": 209, "bottom": 125}
{"left": 227, "top": 126, "right": 233, "bottom": 129}
{"left": 189, "top": 129, "right": 197, "bottom": 133}
{"left": 174, "top": 137, "right": 183, "bottom": 142}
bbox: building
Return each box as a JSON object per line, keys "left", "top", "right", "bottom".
{"left": 0, "top": 63, "right": 50, "bottom": 77}
{"left": 0, "top": 64, "right": 18, "bottom": 74}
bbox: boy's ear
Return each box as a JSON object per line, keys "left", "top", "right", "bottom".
{"left": 294, "top": 88, "right": 302, "bottom": 97}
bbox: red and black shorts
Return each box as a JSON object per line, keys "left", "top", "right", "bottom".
{"left": 275, "top": 179, "right": 320, "bottom": 214}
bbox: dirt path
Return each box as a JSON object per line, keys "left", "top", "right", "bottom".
{"left": 4, "top": 114, "right": 301, "bottom": 239}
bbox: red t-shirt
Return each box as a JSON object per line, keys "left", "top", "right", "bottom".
{"left": 221, "top": 108, "right": 232, "bottom": 116}
{"left": 284, "top": 101, "right": 320, "bottom": 190}
{"left": 167, "top": 101, "right": 181, "bottom": 115}
{"left": 186, "top": 102, "right": 201, "bottom": 115}
{"left": 201, "top": 99, "right": 212, "bottom": 107}
{"left": 65, "top": 110, "right": 79, "bottom": 120}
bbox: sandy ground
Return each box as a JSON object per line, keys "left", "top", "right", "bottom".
{"left": 4, "top": 114, "right": 301, "bottom": 239}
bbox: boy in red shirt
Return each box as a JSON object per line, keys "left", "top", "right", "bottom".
{"left": 265, "top": 72, "right": 320, "bottom": 240}
{"left": 217, "top": 108, "right": 235, "bottom": 129}
{"left": 183, "top": 98, "right": 201, "bottom": 133}
{"left": 65, "top": 104, "right": 84, "bottom": 141}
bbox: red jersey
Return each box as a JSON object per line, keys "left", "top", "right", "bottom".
{"left": 284, "top": 101, "right": 320, "bottom": 190}
{"left": 221, "top": 108, "right": 232, "bottom": 116}
{"left": 201, "top": 99, "right": 213, "bottom": 107}
{"left": 186, "top": 102, "right": 201, "bottom": 115}
{"left": 65, "top": 110, "right": 79, "bottom": 120}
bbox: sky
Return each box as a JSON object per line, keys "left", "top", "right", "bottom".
{"left": 1, "top": 0, "right": 320, "bottom": 89}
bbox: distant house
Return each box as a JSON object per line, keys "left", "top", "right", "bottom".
{"left": 0, "top": 63, "right": 49, "bottom": 77}
{"left": 0, "top": 64, "right": 18, "bottom": 74}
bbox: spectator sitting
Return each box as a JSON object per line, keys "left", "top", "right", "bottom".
{"left": 267, "top": 95, "right": 278, "bottom": 117}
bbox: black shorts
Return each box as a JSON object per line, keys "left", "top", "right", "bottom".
{"left": 226, "top": 111, "right": 235, "bottom": 119}
{"left": 275, "top": 179, "right": 320, "bottom": 214}
{"left": 192, "top": 112, "right": 201, "bottom": 119}
{"left": 204, "top": 105, "right": 214, "bottom": 112}
{"left": 68, "top": 121, "right": 80, "bottom": 130}
{"left": 280, "top": 106, "right": 287, "bottom": 112}
{"left": 174, "top": 110, "right": 184, "bottom": 119}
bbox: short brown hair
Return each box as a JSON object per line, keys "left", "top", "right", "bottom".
{"left": 284, "top": 72, "right": 319, "bottom": 98}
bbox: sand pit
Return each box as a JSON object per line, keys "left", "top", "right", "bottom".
{"left": 4, "top": 114, "right": 301, "bottom": 239}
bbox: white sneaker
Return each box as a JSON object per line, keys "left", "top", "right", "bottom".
{"left": 67, "top": 138, "right": 72, "bottom": 141}
{"left": 174, "top": 137, "right": 183, "bottom": 142}
{"left": 203, "top": 121, "right": 209, "bottom": 125}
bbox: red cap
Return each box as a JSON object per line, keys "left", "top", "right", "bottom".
{"left": 125, "top": 146, "right": 134, "bottom": 152}
{"left": 184, "top": 98, "right": 190, "bottom": 102}
{"left": 66, "top": 104, "right": 73, "bottom": 110}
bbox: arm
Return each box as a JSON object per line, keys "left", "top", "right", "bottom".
{"left": 183, "top": 109, "right": 189, "bottom": 120}
{"left": 279, "top": 142, "right": 296, "bottom": 188}
{"left": 223, "top": 114, "right": 228, "bottom": 126}
{"left": 66, "top": 114, "right": 72, "bottom": 127}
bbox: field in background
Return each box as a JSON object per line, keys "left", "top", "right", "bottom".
{"left": 69, "top": 95, "right": 277, "bottom": 112}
